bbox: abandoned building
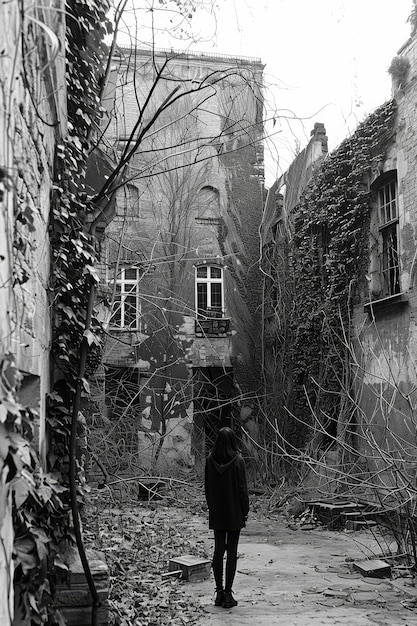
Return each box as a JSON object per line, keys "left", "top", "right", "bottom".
{"left": 94, "top": 48, "right": 265, "bottom": 469}
{"left": 2, "top": 0, "right": 417, "bottom": 621}
{"left": 260, "top": 26, "right": 417, "bottom": 504}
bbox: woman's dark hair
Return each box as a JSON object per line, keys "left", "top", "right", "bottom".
{"left": 211, "top": 427, "right": 239, "bottom": 463}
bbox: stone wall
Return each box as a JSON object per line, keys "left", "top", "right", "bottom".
{"left": 0, "top": 0, "right": 67, "bottom": 458}
{"left": 351, "top": 32, "right": 417, "bottom": 476}
{"left": 54, "top": 548, "right": 109, "bottom": 626}
{"left": 0, "top": 1, "right": 67, "bottom": 622}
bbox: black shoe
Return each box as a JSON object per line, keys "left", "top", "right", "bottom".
{"left": 214, "top": 589, "right": 224, "bottom": 606}
{"left": 223, "top": 591, "right": 237, "bottom": 608}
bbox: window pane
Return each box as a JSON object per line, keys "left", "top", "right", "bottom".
{"left": 210, "top": 266, "right": 221, "bottom": 279}
{"left": 379, "top": 180, "right": 397, "bottom": 224}
{"left": 124, "top": 295, "right": 137, "bottom": 327}
{"left": 196, "top": 266, "right": 207, "bottom": 278}
{"left": 125, "top": 268, "right": 138, "bottom": 280}
{"left": 110, "top": 295, "right": 122, "bottom": 326}
{"left": 124, "top": 283, "right": 138, "bottom": 295}
{"left": 381, "top": 225, "right": 400, "bottom": 296}
{"left": 390, "top": 181, "right": 397, "bottom": 219}
{"left": 197, "top": 283, "right": 207, "bottom": 310}
{"left": 211, "top": 283, "right": 222, "bottom": 308}
{"left": 379, "top": 188, "right": 387, "bottom": 223}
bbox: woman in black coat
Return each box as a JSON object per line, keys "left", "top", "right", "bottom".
{"left": 204, "top": 427, "right": 249, "bottom": 609}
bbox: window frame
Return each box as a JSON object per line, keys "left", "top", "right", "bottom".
{"left": 195, "top": 264, "right": 225, "bottom": 318}
{"left": 377, "top": 176, "right": 400, "bottom": 298}
{"left": 109, "top": 266, "right": 142, "bottom": 330}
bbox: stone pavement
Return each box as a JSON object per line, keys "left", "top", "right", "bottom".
{"left": 185, "top": 516, "right": 417, "bottom": 625}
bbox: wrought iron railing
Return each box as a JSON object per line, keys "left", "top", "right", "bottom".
{"left": 195, "top": 317, "right": 231, "bottom": 337}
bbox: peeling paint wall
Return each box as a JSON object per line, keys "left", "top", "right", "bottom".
{"left": 1, "top": 0, "right": 67, "bottom": 456}
{"left": 0, "top": 0, "right": 67, "bottom": 621}
{"left": 352, "top": 33, "right": 417, "bottom": 473}
{"left": 100, "top": 49, "right": 264, "bottom": 467}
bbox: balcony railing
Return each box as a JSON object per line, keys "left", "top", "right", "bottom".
{"left": 195, "top": 308, "right": 231, "bottom": 336}
{"left": 195, "top": 318, "right": 231, "bottom": 337}
{"left": 197, "top": 306, "right": 223, "bottom": 318}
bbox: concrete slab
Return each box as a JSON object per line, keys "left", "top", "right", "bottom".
{"left": 185, "top": 517, "right": 417, "bottom": 625}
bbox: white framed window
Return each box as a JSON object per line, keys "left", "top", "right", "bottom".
{"left": 195, "top": 265, "right": 224, "bottom": 318}
{"left": 378, "top": 178, "right": 400, "bottom": 297}
{"left": 110, "top": 266, "right": 141, "bottom": 329}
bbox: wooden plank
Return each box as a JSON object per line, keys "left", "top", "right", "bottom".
{"left": 353, "top": 559, "right": 391, "bottom": 578}
{"left": 168, "top": 554, "right": 211, "bottom": 582}
{"left": 345, "top": 520, "right": 377, "bottom": 531}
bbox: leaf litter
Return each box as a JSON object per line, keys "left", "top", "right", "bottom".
{"left": 82, "top": 482, "right": 209, "bottom": 626}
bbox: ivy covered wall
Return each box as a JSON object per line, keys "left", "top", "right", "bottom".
{"left": 0, "top": 0, "right": 111, "bottom": 622}
{"left": 351, "top": 32, "right": 417, "bottom": 486}
{"left": 0, "top": 0, "right": 68, "bottom": 622}
{"left": 261, "top": 99, "right": 398, "bottom": 469}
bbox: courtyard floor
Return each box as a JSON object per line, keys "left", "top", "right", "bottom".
{"left": 85, "top": 485, "right": 417, "bottom": 625}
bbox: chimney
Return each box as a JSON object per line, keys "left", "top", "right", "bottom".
{"left": 311, "top": 123, "right": 328, "bottom": 153}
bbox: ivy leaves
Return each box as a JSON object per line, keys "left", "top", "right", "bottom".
{"left": 295, "top": 100, "right": 396, "bottom": 303}
{"left": 0, "top": 351, "right": 69, "bottom": 624}
{"left": 5, "top": 0, "right": 112, "bottom": 622}
{"left": 12, "top": 460, "right": 70, "bottom": 624}
{"left": 284, "top": 100, "right": 397, "bottom": 440}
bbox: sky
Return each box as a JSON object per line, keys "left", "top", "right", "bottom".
{"left": 117, "top": 0, "right": 412, "bottom": 186}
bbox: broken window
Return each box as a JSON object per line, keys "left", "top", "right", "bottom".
{"left": 195, "top": 264, "right": 224, "bottom": 318}
{"left": 110, "top": 266, "right": 141, "bottom": 329}
{"left": 378, "top": 177, "right": 400, "bottom": 297}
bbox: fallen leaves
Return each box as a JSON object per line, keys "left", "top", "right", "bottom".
{"left": 83, "top": 486, "right": 209, "bottom": 625}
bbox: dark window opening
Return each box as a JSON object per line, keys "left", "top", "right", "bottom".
{"left": 210, "top": 283, "right": 222, "bottom": 309}
{"left": 381, "top": 224, "right": 400, "bottom": 296}
{"left": 378, "top": 177, "right": 400, "bottom": 297}
{"left": 192, "top": 367, "right": 235, "bottom": 460}
{"left": 197, "top": 283, "right": 208, "bottom": 313}
{"left": 195, "top": 264, "right": 224, "bottom": 318}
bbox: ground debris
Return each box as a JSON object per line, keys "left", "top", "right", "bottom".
{"left": 287, "top": 507, "right": 322, "bottom": 531}
{"left": 83, "top": 487, "right": 209, "bottom": 625}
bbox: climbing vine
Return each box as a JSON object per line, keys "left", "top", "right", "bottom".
{"left": 266, "top": 100, "right": 397, "bottom": 454}
{"left": 48, "top": 0, "right": 111, "bottom": 460}
{"left": 0, "top": 0, "right": 112, "bottom": 623}
{"left": 43, "top": 0, "right": 111, "bottom": 618}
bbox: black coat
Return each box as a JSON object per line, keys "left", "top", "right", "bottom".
{"left": 205, "top": 452, "right": 249, "bottom": 530}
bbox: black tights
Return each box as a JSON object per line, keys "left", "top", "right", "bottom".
{"left": 212, "top": 529, "right": 240, "bottom": 591}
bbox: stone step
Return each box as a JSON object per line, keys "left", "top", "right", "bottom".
{"left": 54, "top": 547, "right": 109, "bottom": 626}
{"left": 307, "top": 501, "right": 364, "bottom": 529}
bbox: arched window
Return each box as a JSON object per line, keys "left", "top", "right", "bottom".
{"left": 196, "top": 186, "right": 220, "bottom": 218}
{"left": 117, "top": 183, "right": 140, "bottom": 218}
{"left": 195, "top": 264, "right": 224, "bottom": 318}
